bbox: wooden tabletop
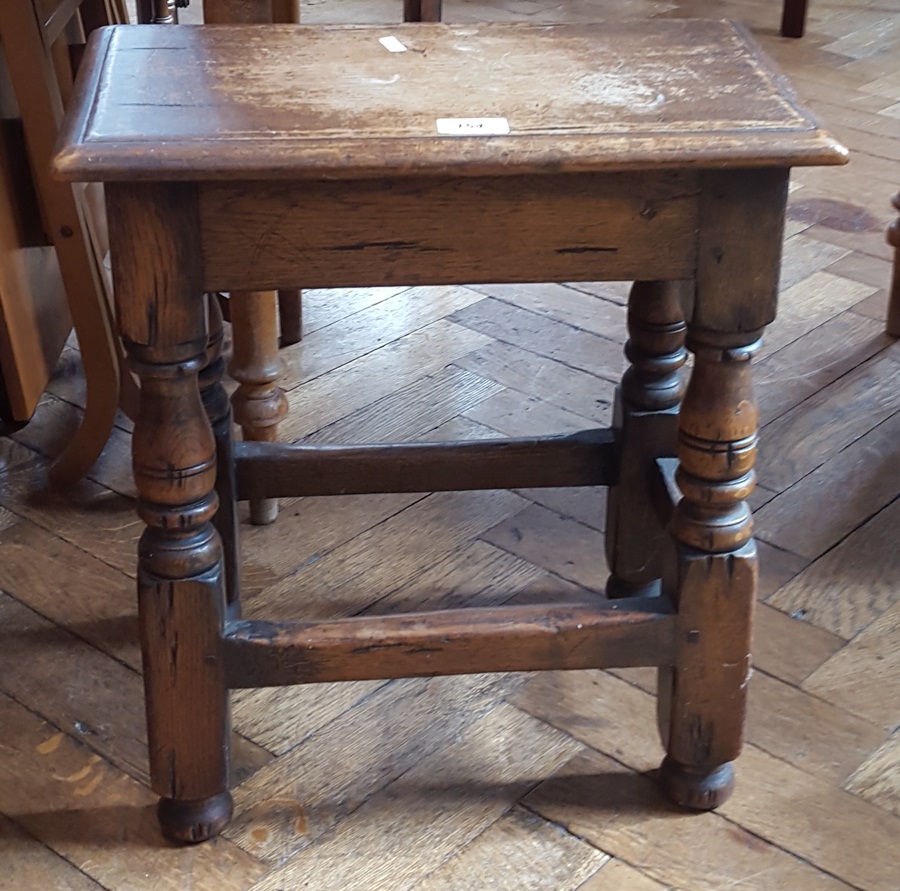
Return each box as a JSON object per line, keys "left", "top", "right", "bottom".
{"left": 54, "top": 20, "right": 847, "bottom": 181}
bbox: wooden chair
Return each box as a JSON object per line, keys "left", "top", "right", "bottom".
{"left": 0, "top": 0, "right": 139, "bottom": 480}
{"left": 0, "top": 49, "right": 70, "bottom": 430}
{"left": 54, "top": 18, "right": 846, "bottom": 845}
{"left": 887, "top": 190, "right": 900, "bottom": 336}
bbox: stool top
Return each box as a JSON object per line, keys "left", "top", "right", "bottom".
{"left": 54, "top": 20, "right": 846, "bottom": 182}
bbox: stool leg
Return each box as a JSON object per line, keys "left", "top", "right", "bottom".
{"left": 108, "top": 182, "right": 232, "bottom": 842}
{"left": 658, "top": 329, "right": 760, "bottom": 809}
{"left": 229, "top": 289, "right": 289, "bottom": 525}
{"left": 200, "top": 294, "right": 242, "bottom": 619}
{"left": 606, "top": 280, "right": 687, "bottom": 598}
{"left": 136, "top": 362, "right": 232, "bottom": 842}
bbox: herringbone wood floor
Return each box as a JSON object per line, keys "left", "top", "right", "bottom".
{"left": 1, "top": 1, "right": 899, "bottom": 888}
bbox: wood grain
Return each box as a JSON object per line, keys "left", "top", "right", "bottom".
{"left": 755, "top": 309, "right": 888, "bottom": 424}
{"left": 224, "top": 674, "right": 523, "bottom": 864}
{"left": 306, "top": 365, "right": 504, "bottom": 444}
{"left": 0, "top": 519, "right": 140, "bottom": 667}
{"left": 0, "top": 813, "right": 105, "bottom": 891}
{"left": 409, "top": 807, "right": 607, "bottom": 891}
{"left": 757, "top": 347, "right": 900, "bottom": 492}
{"left": 224, "top": 600, "right": 674, "bottom": 686}
{"left": 199, "top": 173, "right": 701, "bottom": 291}
{"left": 469, "top": 281, "right": 627, "bottom": 339}
{"left": 0, "top": 692, "right": 266, "bottom": 891}
{"left": 768, "top": 497, "right": 900, "bottom": 639}
{"left": 296, "top": 285, "right": 406, "bottom": 336}
{"left": 450, "top": 297, "right": 625, "bottom": 382}
{"left": 757, "top": 270, "right": 878, "bottom": 359}
{"left": 525, "top": 748, "right": 857, "bottom": 891}
{"left": 244, "top": 704, "right": 582, "bottom": 891}
{"left": 576, "top": 859, "right": 669, "bottom": 890}
{"left": 803, "top": 601, "right": 900, "bottom": 729}
{"left": 756, "top": 404, "right": 900, "bottom": 558}
{"left": 719, "top": 744, "right": 900, "bottom": 891}
{"left": 247, "top": 489, "right": 528, "bottom": 622}
{"left": 844, "top": 731, "right": 900, "bottom": 818}
{"left": 278, "top": 319, "right": 491, "bottom": 441}
{"left": 751, "top": 602, "right": 844, "bottom": 686}
{"left": 53, "top": 21, "right": 845, "bottom": 182}
{"left": 483, "top": 502, "right": 609, "bottom": 590}
{"left": 279, "top": 285, "right": 484, "bottom": 389}
{"left": 455, "top": 337, "right": 616, "bottom": 423}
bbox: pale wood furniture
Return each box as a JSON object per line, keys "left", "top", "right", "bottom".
{"left": 0, "top": 0, "right": 138, "bottom": 474}
{"left": 54, "top": 18, "right": 845, "bottom": 845}
{"left": 0, "top": 56, "right": 70, "bottom": 428}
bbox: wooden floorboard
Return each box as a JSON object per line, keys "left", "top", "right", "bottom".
{"left": 1, "top": 0, "right": 898, "bottom": 888}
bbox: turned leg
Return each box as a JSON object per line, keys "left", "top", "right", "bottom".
{"left": 200, "top": 294, "right": 241, "bottom": 618}
{"left": 107, "top": 182, "right": 231, "bottom": 842}
{"left": 887, "top": 189, "right": 900, "bottom": 337}
{"left": 658, "top": 329, "right": 760, "bottom": 809}
{"left": 201, "top": 5, "right": 293, "bottom": 525}
{"left": 606, "top": 280, "right": 688, "bottom": 598}
{"left": 229, "top": 290, "right": 289, "bottom": 525}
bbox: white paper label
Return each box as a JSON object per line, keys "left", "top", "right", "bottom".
{"left": 379, "top": 35, "right": 408, "bottom": 52}
{"left": 436, "top": 117, "right": 510, "bottom": 136}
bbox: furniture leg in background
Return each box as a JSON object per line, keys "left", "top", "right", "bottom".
{"left": 781, "top": 0, "right": 809, "bottom": 38}
{"left": 887, "top": 189, "right": 900, "bottom": 337}
{"left": 202, "top": 0, "right": 442, "bottom": 523}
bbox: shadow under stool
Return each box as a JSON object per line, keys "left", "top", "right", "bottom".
{"left": 54, "top": 19, "right": 846, "bottom": 844}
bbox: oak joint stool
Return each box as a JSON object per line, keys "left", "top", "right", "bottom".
{"left": 54, "top": 19, "right": 846, "bottom": 844}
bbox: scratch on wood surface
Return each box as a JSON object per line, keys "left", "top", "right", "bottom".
{"left": 247, "top": 798, "right": 309, "bottom": 838}
{"left": 74, "top": 770, "right": 105, "bottom": 797}
{"left": 36, "top": 732, "right": 64, "bottom": 755}
{"left": 56, "top": 755, "right": 102, "bottom": 783}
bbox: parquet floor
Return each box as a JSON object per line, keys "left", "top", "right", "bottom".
{"left": 2, "top": 0, "right": 899, "bottom": 888}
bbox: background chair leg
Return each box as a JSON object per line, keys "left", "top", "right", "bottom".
{"left": 403, "top": 0, "right": 442, "bottom": 20}
{"left": 886, "top": 189, "right": 900, "bottom": 337}
{"left": 277, "top": 288, "right": 303, "bottom": 346}
{"left": 229, "top": 289, "right": 289, "bottom": 526}
{"left": 781, "top": 0, "right": 809, "bottom": 38}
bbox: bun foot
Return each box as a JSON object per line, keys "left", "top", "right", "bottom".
{"left": 661, "top": 757, "right": 734, "bottom": 810}
{"left": 158, "top": 791, "right": 233, "bottom": 844}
